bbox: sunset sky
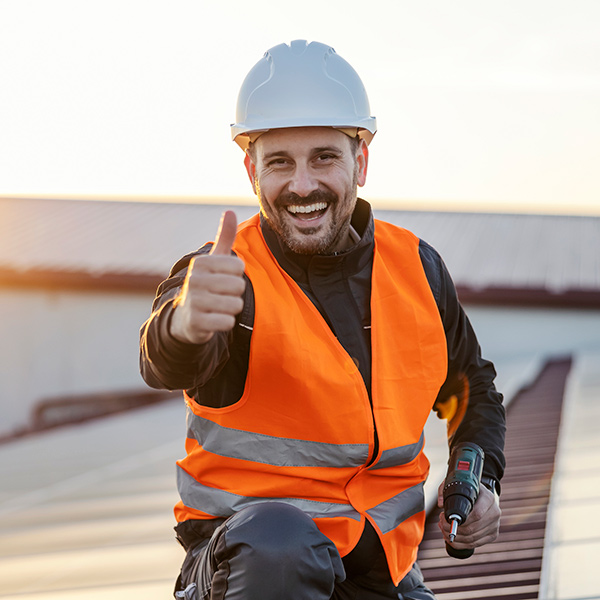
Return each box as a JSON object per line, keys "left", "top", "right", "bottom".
{"left": 1, "top": 0, "right": 599, "bottom": 214}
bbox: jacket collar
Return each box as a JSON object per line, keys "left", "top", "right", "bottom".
{"left": 260, "top": 198, "right": 375, "bottom": 284}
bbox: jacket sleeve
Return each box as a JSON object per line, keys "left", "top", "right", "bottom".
{"left": 419, "top": 240, "right": 506, "bottom": 487}
{"left": 139, "top": 247, "right": 232, "bottom": 391}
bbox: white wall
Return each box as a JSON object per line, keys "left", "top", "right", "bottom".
{"left": 2, "top": 286, "right": 599, "bottom": 439}
{"left": 464, "top": 305, "right": 600, "bottom": 367}
{"left": 0, "top": 287, "right": 156, "bottom": 437}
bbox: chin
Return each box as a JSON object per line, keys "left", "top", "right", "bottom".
{"left": 288, "top": 230, "right": 342, "bottom": 255}
{"left": 285, "top": 236, "right": 327, "bottom": 255}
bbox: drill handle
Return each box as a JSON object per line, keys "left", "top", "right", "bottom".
{"left": 443, "top": 442, "right": 485, "bottom": 559}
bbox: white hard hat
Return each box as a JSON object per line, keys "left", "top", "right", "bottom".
{"left": 231, "top": 40, "right": 377, "bottom": 150}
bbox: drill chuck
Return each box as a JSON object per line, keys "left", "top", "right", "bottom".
{"left": 448, "top": 518, "right": 459, "bottom": 542}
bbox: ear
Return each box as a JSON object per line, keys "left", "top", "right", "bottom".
{"left": 356, "top": 139, "right": 369, "bottom": 188}
{"left": 244, "top": 152, "right": 258, "bottom": 195}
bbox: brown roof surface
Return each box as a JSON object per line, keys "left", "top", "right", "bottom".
{"left": 2, "top": 197, "right": 599, "bottom": 305}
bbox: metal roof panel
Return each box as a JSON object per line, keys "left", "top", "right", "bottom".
{"left": 1, "top": 198, "right": 599, "bottom": 296}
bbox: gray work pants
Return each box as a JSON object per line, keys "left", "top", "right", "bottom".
{"left": 174, "top": 502, "right": 436, "bottom": 600}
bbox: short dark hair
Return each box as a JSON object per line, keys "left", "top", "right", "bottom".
{"left": 246, "top": 140, "right": 257, "bottom": 162}
{"left": 349, "top": 133, "right": 361, "bottom": 156}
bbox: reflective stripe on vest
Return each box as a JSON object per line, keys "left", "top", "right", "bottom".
{"left": 186, "top": 413, "right": 427, "bottom": 469}
{"left": 177, "top": 467, "right": 362, "bottom": 521}
{"left": 175, "top": 214, "right": 448, "bottom": 585}
{"left": 366, "top": 482, "right": 425, "bottom": 534}
{"left": 369, "top": 432, "right": 425, "bottom": 471}
{"left": 178, "top": 464, "right": 424, "bottom": 534}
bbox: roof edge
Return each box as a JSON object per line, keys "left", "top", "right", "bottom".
{"left": 0, "top": 267, "right": 161, "bottom": 294}
{"left": 2, "top": 267, "right": 599, "bottom": 309}
{"left": 457, "top": 285, "right": 600, "bottom": 309}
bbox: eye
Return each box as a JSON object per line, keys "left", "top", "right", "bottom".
{"left": 267, "top": 157, "right": 290, "bottom": 168}
{"left": 314, "top": 152, "right": 338, "bottom": 164}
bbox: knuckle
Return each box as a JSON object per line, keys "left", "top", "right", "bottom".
{"left": 234, "top": 278, "right": 246, "bottom": 295}
{"left": 233, "top": 297, "right": 244, "bottom": 313}
{"left": 213, "top": 314, "right": 236, "bottom": 332}
{"left": 188, "top": 254, "right": 207, "bottom": 273}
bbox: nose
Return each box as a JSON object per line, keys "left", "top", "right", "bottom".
{"left": 288, "top": 163, "right": 318, "bottom": 198}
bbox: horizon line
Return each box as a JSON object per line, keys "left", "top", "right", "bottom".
{"left": 1, "top": 193, "right": 599, "bottom": 218}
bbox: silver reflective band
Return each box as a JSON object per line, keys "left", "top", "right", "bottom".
{"left": 187, "top": 412, "right": 370, "bottom": 468}
{"left": 177, "top": 467, "right": 362, "bottom": 521}
{"left": 369, "top": 432, "right": 425, "bottom": 470}
{"left": 366, "top": 482, "right": 425, "bottom": 534}
{"left": 175, "top": 583, "right": 197, "bottom": 600}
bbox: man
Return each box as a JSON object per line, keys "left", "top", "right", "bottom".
{"left": 140, "top": 40, "right": 505, "bottom": 600}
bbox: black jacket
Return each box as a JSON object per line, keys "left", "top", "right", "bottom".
{"left": 140, "top": 199, "right": 505, "bottom": 486}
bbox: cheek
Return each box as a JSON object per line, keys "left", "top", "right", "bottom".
{"left": 256, "top": 175, "right": 286, "bottom": 204}
{"left": 329, "top": 167, "right": 356, "bottom": 192}
{"left": 255, "top": 180, "right": 278, "bottom": 216}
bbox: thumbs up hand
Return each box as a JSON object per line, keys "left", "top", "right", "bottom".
{"left": 170, "top": 211, "right": 246, "bottom": 345}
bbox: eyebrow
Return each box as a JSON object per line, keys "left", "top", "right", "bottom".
{"left": 262, "top": 145, "right": 344, "bottom": 160}
{"left": 263, "top": 150, "right": 292, "bottom": 160}
{"left": 313, "top": 145, "right": 344, "bottom": 154}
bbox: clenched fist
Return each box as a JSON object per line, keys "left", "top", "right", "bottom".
{"left": 437, "top": 482, "right": 501, "bottom": 551}
{"left": 170, "top": 211, "right": 246, "bottom": 345}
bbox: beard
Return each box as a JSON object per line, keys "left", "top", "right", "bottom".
{"left": 258, "top": 187, "right": 357, "bottom": 256}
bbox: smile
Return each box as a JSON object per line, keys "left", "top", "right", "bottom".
{"left": 286, "top": 202, "right": 328, "bottom": 220}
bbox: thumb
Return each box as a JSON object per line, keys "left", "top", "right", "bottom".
{"left": 210, "top": 210, "right": 238, "bottom": 256}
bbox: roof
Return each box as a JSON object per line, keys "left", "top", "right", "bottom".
{"left": 2, "top": 196, "right": 599, "bottom": 306}
{"left": 2, "top": 351, "right": 599, "bottom": 597}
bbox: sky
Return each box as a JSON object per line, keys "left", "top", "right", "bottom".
{"left": 1, "top": 0, "right": 599, "bottom": 215}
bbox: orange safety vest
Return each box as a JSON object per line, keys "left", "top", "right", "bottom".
{"left": 175, "top": 214, "right": 447, "bottom": 584}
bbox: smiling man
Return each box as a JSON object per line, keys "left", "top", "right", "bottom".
{"left": 245, "top": 126, "right": 368, "bottom": 255}
{"left": 140, "top": 40, "right": 506, "bottom": 600}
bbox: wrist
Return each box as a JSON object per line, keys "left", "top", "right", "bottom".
{"left": 481, "top": 476, "right": 500, "bottom": 496}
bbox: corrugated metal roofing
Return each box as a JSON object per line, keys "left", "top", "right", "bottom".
{"left": 0, "top": 197, "right": 256, "bottom": 277}
{"left": 418, "top": 357, "right": 571, "bottom": 599}
{"left": 373, "top": 209, "right": 600, "bottom": 295}
{"left": 1, "top": 197, "right": 599, "bottom": 297}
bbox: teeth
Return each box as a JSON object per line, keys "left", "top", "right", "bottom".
{"left": 287, "top": 202, "right": 327, "bottom": 214}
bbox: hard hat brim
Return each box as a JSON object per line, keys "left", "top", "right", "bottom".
{"left": 232, "top": 121, "right": 376, "bottom": 151}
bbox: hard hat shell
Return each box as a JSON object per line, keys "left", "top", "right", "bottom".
{"left": 231, "top": 40, "right": 377, "bottom": 150}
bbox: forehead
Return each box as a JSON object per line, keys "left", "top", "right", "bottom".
{"left": 254, "top": 127, "right": 352, "bottom": 155}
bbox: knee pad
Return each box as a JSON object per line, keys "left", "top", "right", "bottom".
{"left": 224, "top": 502, "right": 318, "bottom": 559}
{"left": 211, "top": 502, "right": 345, "bottom": 599}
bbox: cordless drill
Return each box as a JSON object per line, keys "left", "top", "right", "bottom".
{"left": 442, "top": 442, "right": 484, "bottom": 559}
